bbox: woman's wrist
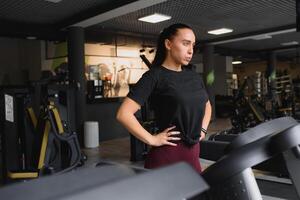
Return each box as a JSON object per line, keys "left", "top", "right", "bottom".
{"left": 201, "top": 127, "right": 207, "bottom": 135}
{"left": 145, "top": 134, "right": 155, "bottom": 146}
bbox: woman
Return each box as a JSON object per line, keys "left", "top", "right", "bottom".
{"left": 116, "top": 23, "right": 211, "bottom": 173}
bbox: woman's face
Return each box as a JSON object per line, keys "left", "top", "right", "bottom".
{"left": 165, "top": 28, "right": 196, "bottom": 66}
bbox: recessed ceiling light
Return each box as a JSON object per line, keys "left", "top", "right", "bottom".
{"left": 232, "top": 61, "right": 242, "bottom": 65}
{"left": 251, "top": 34, "right": 272, "bottom": 40}
{"left": 280, "top": 41, "right": 299, "bottom": 46}
{"left": 26, "top": 36, "right": 37, "bottom": 40}
{"left": 44, "top": 0, "right": 62, "bottom": 3}
{"left": 138, "top": 13, "right": 171, "bottom": 23}
{"left": 208, "top": 28, "right": 233, "bottom": 35}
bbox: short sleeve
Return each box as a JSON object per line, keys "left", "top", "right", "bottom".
{"left": 200, "top": 75, "right": 209, "bottom": 103}
{"left": 127, "top": 69, "right": 157, "bottom": 106}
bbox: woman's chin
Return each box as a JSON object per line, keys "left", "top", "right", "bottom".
{"left": 182, "top": 61, "right": 190, "bottom": 66}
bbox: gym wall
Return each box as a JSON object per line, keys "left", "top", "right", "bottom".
{"left": 0, "top": 37, "right": 42, "bottom": 85}
{"left": 86, "top": 100, "right": 129, "bottom": 141}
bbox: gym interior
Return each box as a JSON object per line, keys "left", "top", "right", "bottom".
{"left": 1, "top": 0, "right": 300, "bottom": 199}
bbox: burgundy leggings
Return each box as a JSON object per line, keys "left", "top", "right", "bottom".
{"left": 144, "top": 142, "right": 202, "bottom": 173}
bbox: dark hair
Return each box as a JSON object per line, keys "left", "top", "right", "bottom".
{"left": 151, "top": 23, "right": 192, "bottom": 67}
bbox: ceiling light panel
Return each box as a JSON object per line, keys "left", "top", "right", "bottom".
{"left": 232, "top": 61, "right": 242, "bottom": 64}
{"left": 138, "top": 13, "right": 171, "bottom": 23}
{"left": 280, "top": 41, "right": 299, "bottom": 46}
{"left": 208, "top": 28, "right": 233, "bottom": 35}
{"left": 251, "top": 35, "right": 272, "bottom": 40}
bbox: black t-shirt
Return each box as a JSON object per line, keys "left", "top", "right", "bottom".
{"left": 127, "top": 66, "right": 209, "bottom": 146}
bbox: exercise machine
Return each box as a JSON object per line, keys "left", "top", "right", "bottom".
{"left": 229, "top": 77, "right": 266, "bottom": 134}
{"left": 0, "top": 86, "right": 38, "bottom": 183}
{"left": 2, "top": 117, "right": 300, "bottom": 199}
{"left": 0, "top": 82, "right": 84, "bottom": 184}
{"left": 201, "top": 117, "right": 300, "bottom": 199}
{"left": 0, "top": 162, "right": 209, "bottom": 200}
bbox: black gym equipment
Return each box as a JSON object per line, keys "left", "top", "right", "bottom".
{"left": 0, "top": 82, "right": 84, "bottom": 184}
{"left": 202, "top": 118, "right": 297, "bottom": 177}
{"left": 229, "top": 77, "right": 266, "bottom": 134}
{"left": 0, "top": 86, "right": 36, "bottom": 184}
{"left": 2, "top": 117, "right": 300, "bottom": 199}
{"left": 293, "top": 76, "right": 300, "bottom": 119}
{"left": 0, "top": 162, "right": 209, "bottom": 200}
{"left": 201, "top": 117, "right": 300, "bottom": 199}
{"left": 140, "top": 54, "right": 152, "bottom": 68}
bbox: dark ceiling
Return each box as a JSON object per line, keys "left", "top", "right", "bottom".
{"left": 0, "top": 0, "right": 299, "bottom": 61}
{"left": 0, "top": 0, "right": 138, "bottom": 39}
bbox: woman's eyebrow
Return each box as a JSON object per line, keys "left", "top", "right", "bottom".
{"left": 182, "top": 39, "right": 192, "bottom": 43}
{"left": 182, "top": 40, "right": 195, "bottom": 45}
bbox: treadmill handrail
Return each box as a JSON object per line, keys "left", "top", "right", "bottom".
{"left": 0, "top": 162, "right": 209, "bottom": 200}
{"left": 226, "top": 117, "right": 298, "bottom": 152}
{"left": 203, "top": 119, "right": 300, "bottom": 186}
{"left": 271, "top": 124, "right": 300, "bottom": 153}
{"left": 202, "top": 136, "right": 273, "bottom": 185}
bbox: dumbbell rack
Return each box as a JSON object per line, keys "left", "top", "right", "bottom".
{"left": 275, "top": 74, "right": 292, "bottom": 94}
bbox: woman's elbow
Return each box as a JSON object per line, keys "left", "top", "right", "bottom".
{"left": 206, "top": 100, "right": 212, "bottom": 109}
{"left": 116, "top": 109, "right": 122, "bottom": 122}
{"left": 116, "top": 108, "right": 124, "bottom": 123}
{"left": 116, "top": 108, "right": 132, "bottom": 124}
{"left": 116, "top": 98, "right": 138, "bottom": 123}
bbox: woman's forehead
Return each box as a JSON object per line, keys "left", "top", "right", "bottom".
{"left": 174, "top": 28, "right": 195, "bottom": 41}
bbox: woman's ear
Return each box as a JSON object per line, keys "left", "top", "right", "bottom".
{"left": 165, "top": 39, "right": 171, "bottom": 50}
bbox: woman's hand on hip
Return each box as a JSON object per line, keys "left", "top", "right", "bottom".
{"left": 150, "top": 126, "right": 181, "bottom": 147}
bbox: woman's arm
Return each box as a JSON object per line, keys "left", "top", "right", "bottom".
{"left": 199, "top": 100, "right": 212, "bottom": 141}
{"left": 116, "top": 97, "right": 180, "bottom": 146}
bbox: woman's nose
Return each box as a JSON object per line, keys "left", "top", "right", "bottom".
{"left": 188, "top": 46, "right": 193, "bottom": 54}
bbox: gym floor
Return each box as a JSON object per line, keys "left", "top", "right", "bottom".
{"left": 82, "top": 118, "right": 298, "bottom": 200}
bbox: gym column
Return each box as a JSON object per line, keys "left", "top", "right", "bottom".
{"left": 267, "top": 51, "right": 277, "bottom": 117}
{"left": 67, "top": 26, "right": 86, "bottom": 146}
{"left": 203, "top": 44, "right": 216, "bottom": 120}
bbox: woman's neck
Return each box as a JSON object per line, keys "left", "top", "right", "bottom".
{"left": 162, "top": 57, "right": 182, "bottom": 72}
